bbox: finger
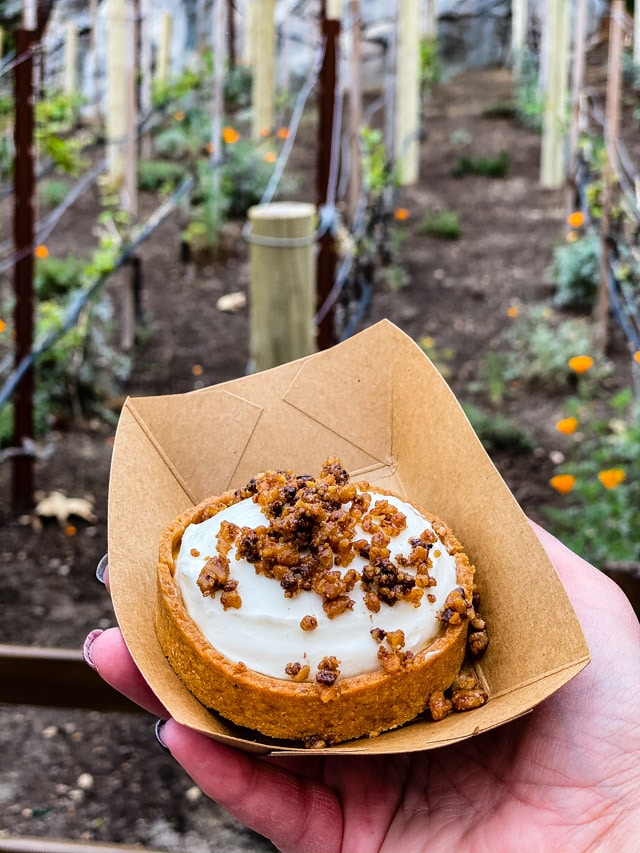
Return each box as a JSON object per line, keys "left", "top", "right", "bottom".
{"left": 158, "top": 719, "right": 342, "bottom": 853}
{"left": 83, "top": 627, "right": 168, "bottom": 718}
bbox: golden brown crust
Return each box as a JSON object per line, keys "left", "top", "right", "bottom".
{"left": 155, "top": 481, "right": 476, "bottom": 744}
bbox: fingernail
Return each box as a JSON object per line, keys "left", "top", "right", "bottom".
{"left": 96, "top": 554, "right": 109, "bottom": 584}
{"left": 82, "top": 628, "right": 104, "bottom": 671}
{"left": 155, "top": 718, "right": 170, "bottom": 751}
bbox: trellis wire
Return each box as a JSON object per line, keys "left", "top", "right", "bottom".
{"left": 0, "top": 175, "right": 194, "bottom": 411}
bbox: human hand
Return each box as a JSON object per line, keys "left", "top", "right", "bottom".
{"left": 85, "top": 524, "right": 640, "bottom": 853}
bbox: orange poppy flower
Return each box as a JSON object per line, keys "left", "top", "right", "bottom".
{"left": 568, "top": 355, "right": 594, "bottom": 374}
{"left": 264, "top": 151, "right": 276, "bottom": 164}
{"left": 506, "top": 304, "right": 519, "bottom": 318}
{"left": 567, "top": 211, "right": 585, "bottom": 229}
{"left": 0, "top": 319, "right": 6, "bottom": 334}
{"left": 597, "top": 468, "right": 626, "bottom": 489}
{"left": 191, "top": 364, "right": 203, "bottom": 376}
{"left": 35, "top": 244, "right": 49, "bottom": 259}
{"left": 550, "top": 474, "right": 576, "bottom": 495}
{"left": 555, "top": 416, "right": 578, "bottom": 435}
{"left": 276, "top": 127, "right": 289, "bottom": 140}
{"left": 64, "top": 524, "right": 77, "bottom": 537}
{"left": 633, "top": 350, "right": 640, "bottom": 365}
{"left": 173, "top": 110, "right": 185, "bottom": 121}
{"left": 394, "top": 208, "right": 409, "bottom": 221}
{"left": 259, "top": 127, "right": 271, "bottom": 138}
{"left": 222, "top": 126, "right": 240, "bottom": 144}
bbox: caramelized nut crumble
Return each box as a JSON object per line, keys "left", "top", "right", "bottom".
{"left": 285, "top": 661, "right": 311, "bottom": 682}
{"left": 300, "top": 614, "right": 318, "bottom": 631}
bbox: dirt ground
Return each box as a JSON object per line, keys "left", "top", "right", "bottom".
{"left": 1, "top": 67, "right": 638, "bottom": 851}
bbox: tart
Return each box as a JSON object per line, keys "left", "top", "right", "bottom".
{"left": 155, "top": 457, "right": 488, "bottom": 745}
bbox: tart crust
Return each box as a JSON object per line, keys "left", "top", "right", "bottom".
{"left": 155, "top": 484, "right": 475, "bottom": 744}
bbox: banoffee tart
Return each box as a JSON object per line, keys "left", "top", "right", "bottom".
{"left": 155, "top": 457, "right": 488, "bottom": 745}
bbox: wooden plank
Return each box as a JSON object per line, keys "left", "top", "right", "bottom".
{"left": 0, "top": 644, "right": 144, "bottom": 713}
{"left": 0, "top": 837, "right": 164, "bottom": 853}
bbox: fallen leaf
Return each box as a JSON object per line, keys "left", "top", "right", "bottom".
{"left": 33, "top": 491, "right": 97, "bottom": 528}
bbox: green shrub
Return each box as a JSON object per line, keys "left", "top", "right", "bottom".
{"left": 503, "top": 303, "right": 612, "bottom": 392}
{"left": 419, "top": 209, "right": 460, "bottom": 240}
{"left": 544, "top": 389, "right": 640, "bottom": 567}
{"left": 137, "top": 159, "right": 187, "bottom": 193}
{"left": 452, "top": 150, "right": 509, "bottom": 178}
{"left": 220, "top": 140, "right": 278, "bottom": 218}
{"left": 40, "top": 179, "right": 71, "bottom": 207}
{"left": 35, "top": 255, "right": 85, "bottom": 300}
{"left": 552, "top": 233, "right": 600, "bottom": 309}
{"left": 461, "top": 401, "right": 534, "bottom": 455}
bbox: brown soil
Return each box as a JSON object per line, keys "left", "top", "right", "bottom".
{"left": 0, "top": 67, "right": 637, "bottom": 852}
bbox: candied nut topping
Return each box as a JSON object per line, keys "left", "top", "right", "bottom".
{"left": 429, "top": 691, "right": 453, "bottom": 721}
{"left": 285, "top": 661, "right": 311, "bottom": 682}
{"left": 300, "top": 614, "right": 318, "bottom": 631}
{"left": 197, "top": 555, "right": 230, "bottom": 597}
{"left": 316, "top": 655, "right": 341, "bottom": 686}
{"left": 195, "top": 458, "right": 443, "bottom": 635}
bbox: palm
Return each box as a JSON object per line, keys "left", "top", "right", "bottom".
{"left": 89, "top": 525, "right": 640, "bottom": 853}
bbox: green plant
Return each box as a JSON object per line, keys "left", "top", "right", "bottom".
{"left": 551, "top": 232, "right": 600, "bottom": 309}
{"left": 482, "top": 100, "right": 518, "bottom": 120}
{"left": 40, "top": 178, "right": 71, "bottom": 207}
{"left": 419, "top": 209, "right": 460, "bottom": 240}
{"left": 514, "top": 50, "right": 544, "bottom": 132}
{"left": 137, "top": 159, "right": 187, "bottom": 193}
{"left": 418, "top": 335, "right": 454, "bottom": 379}
{"left": 503, "top": 303, "right": 612, "bottom": 392}
{"left": 35, "top": 255, "right": 85, "bottom": 300}
{"left": 220, "top": 140, "right": 276, "bottom": 218}
{"left": 452, "top": 150, "right": 509, "bottom": 178}
{"left": 419, "top": 37, "right": 440, "bottom": 94}
{"left": 544, "top": 389, "right": 640, "bottom": 567}
{"left": 461, "top": 401, "right": 534, "bottom": 455}
{"left": 224, "top": 63, "right": 253, "bottom": 111}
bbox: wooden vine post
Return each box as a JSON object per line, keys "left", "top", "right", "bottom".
{"left": 63, "top": 20, "right": 78, "bottom": 97}
{"left": 89, "top": 0, "right": 101, "bottom": 122}
{"left": 596, "top": 0, "right": 624, "bottom": 352}
{"left": 394, "top": 0, "right": 421, "bottom": 185}
{"left": 248, "top": 203, "right": 317, "bottom": 372}
{"left": 12, "top": 25, "right": 36, "bottom": 511}
{"left": 251, "top": 0, "right": 276, "bottom": 138}
{"left": 316, "top": 0, "right": 340, "bottom": 350}
{"left": 139, "top": 0, "right": 153, "bottom": 156}
{"left": 156, "top": 13, "right": 172, "bottom": 86}
{"left": 566, "top": 0, "right": 588, "bottom": 214}
{"left": 540, "top": 0, "right": 569, "bottom": 188}
{"left": 511, "top": 0, "right": 527, "bottom": 76}
{"left": 347, "top": 0, "right": 363, "bottom": 224}
{"left": 106, "top": 0, "right": 127, "bottom": 190}
{"left": 424, "top": 0, "right": 438, "bottom": 38}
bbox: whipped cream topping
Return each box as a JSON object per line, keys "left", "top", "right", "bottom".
{"left": 175, "top": 490, "right": 458, "bottom": 680}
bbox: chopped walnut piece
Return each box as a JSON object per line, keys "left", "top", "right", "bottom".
{"left": 190, "top": 548, "right": 200, "bottom": 557}
{"left": 285, "top": 662, "right": 311, "bottom": 682}
{"left": 315, "top": 656, "right": 340, "bottom": 686}
{"left": 450, "top": 664, "right": 488, "bottom": 712}
{"left": 439, "top": 586, "right": 473, "bottom": 624}
{"left": 429, "top": 691, "right": 453, "bottom": 721}
{"left": 468, "top": 629, "right": 489, "bottom": 657}
{"left": 300, "top": 614, "right": 318, "bottom": 631}
{"left": 197, "top": 556, "right": 229, "bottom": 597}
{"left": 370, "top": 627, "right": 386, "bottom": 643}
{"left": 385, "top": 629, "right": 405, "bottom": 651}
